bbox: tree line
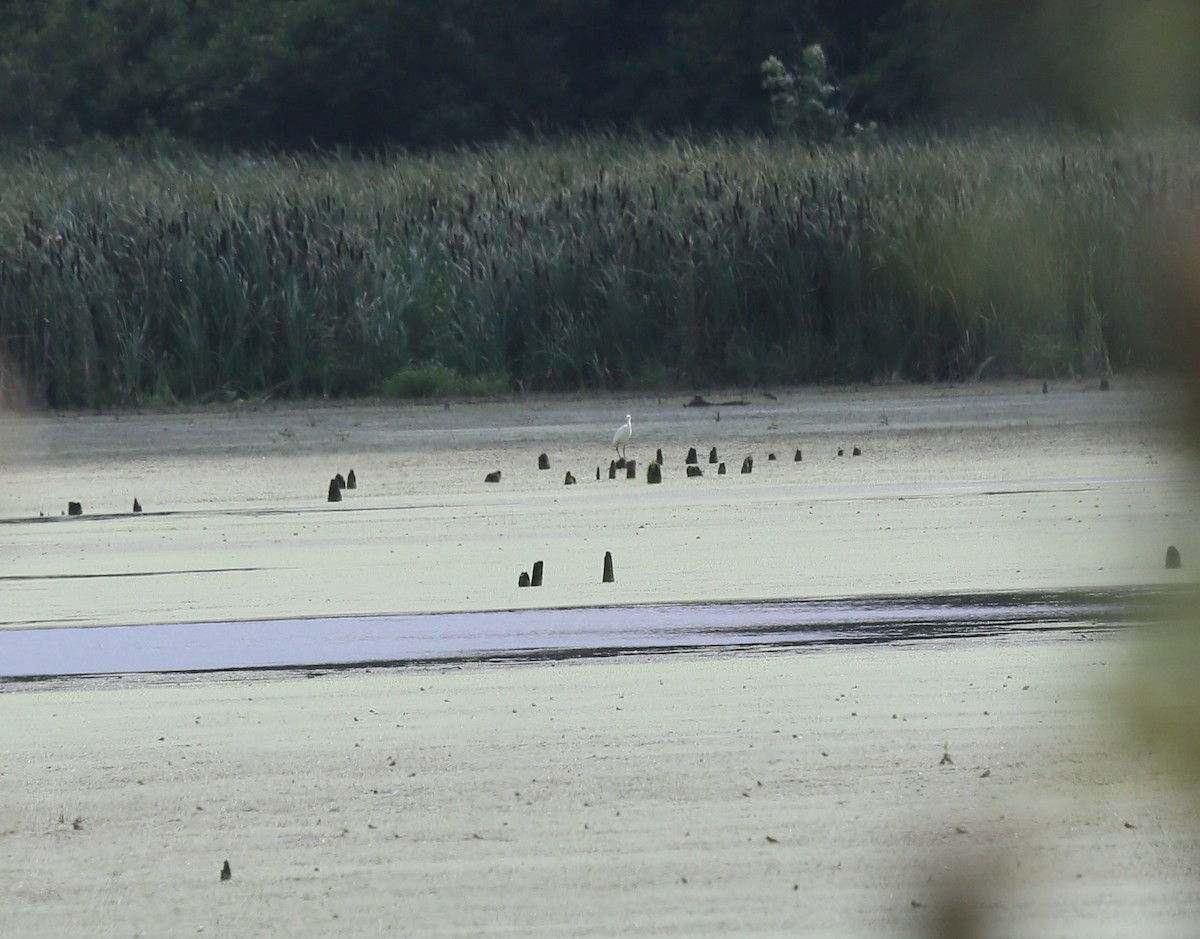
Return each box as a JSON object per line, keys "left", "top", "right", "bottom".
{"left": 3, "top": 1, "right": 1193, "bottom": 151}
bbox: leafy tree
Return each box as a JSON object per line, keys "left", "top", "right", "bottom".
{"left": 761, "top": 45, "right": 844, "bottom": 139}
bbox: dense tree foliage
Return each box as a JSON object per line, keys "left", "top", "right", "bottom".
{"left": 2, "top": 1, "right": 1197, "bottom": 149}
{"left": 0, "top": 0, "right": 903, "bottom": 148}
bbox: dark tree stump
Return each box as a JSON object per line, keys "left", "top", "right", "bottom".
{"left": 626, "top": 460, "right": 636, "bottom": 479}
{"left": 768, "top": 453, "right": 777, "bottom": 461}
{"left": 485, "top": 470, "right": 502, "bottom": 483}
{"left": 740, "top": 456, "right": 753, "bottom": 474}
{"left": 609, "top": 461, "right": 617, "bottom": 480}
{"left": 718, "top": 462, "right": 726, "bottom": 474}
{"left": 67, "top": 501, "right": 82, "bottom": 516}
{"left": 852, "top": 447, "right": 862, "bottom": 456}
{"left": 647, "top": 461, "right": 662, "bottom": 484}
{"left": 538, "top": 453, "right": 550, "bottom": 470}
{"left": 531, "top": 560, "right": 544, "bottom": 587}
{"left": 220, "top": 861, "right": 231, "bottom": 882}
{"left": 346, "top": 469, "right": 357, "bottom": 489}
{"left": 334, "top": 473, "right": 346, "bottom": 490}
{"left": 656, "top": 448, "right": 664, "bottom": 465}
{"left": 596, "top": 467, "right": 601, "bottom": 480}
{"left": 686, "top": 447, "right": 698, "bottom": 465}
{"left": 132, "top": 498, "right": 142, "bottom": 513}
{"left": 603, "top": 551, "right": 614, "bottom": 583}
{"left": 564, "top": 471, "right": 576, "bottom": 485}
{"left": 519, "top": 571, "right": 531, "bottom": 587}
{"left": 794, "top": 449, "right": 802, "bottom": 461}
{"left": 1166, "top": 546, "right": 1183, "bottom": 569}
{"left": 687, "top": 465, "right": 703, "bottom": 477}
{"left": 327, "top": 479, "right": 342, "bottom": 502}
{"left": 837, "top": 448, "right": 844, "bottom": 457}
{"left": 709, "top": 447, "right": 718, "bottom": 463}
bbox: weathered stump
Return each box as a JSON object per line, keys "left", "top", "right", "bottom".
{"left": 852, "top": 446, "right": 862, "bottom": 457}
{"left": 220, "top": 861, "right": 232, "bottom": 882}
{"left": 768, "top": 452, "right": 776, "bottom": 461}
{"left": 519, "top": 571, "right": 531, "bottom": 587}
{"left": 538, "top": 453, "right": 550, "bottom": 470}
{"left": 708, "top": 447, "right": 718, "bottom": 463}
{"left": 687, "top": 465, "right": 703, "bottom": 477}
{"left": 718, "top": 462, "right": 726, "bottom": 474}
{"left": 740, "top": 456, "right": 753, "bottom": 474}
{"left": 626, "top": 460, "right": 637, "bottom": 479}
{"left": 485, "top": 470, "right": 502, "bottom": 483}
{"left": 656, "top": 448, "right": 664, "bottom": 465}
{"left": 647, "top": 461, "right": 662, "bottom": 484}
{"left": 602, "top": 551, "right": 615, "bottom": 583}
{"left": 686, "top": 447, "right": 698, "bottom": 465}
{"left": 327, "top": 479, "right": 342, "bottom": 502}
{"left": 334, "top": 472, "right": 346, "bottom": 490}
{"left": 564, "top": 471, "right": 576, "bottom": 485}
{"left": 794, "top": 449, "right": 802, "bottom": 462}
{"left": 132, "top": 498, "right": 142, "bottom": 513}
{"left": 1166, "top": 546, "right": 1183, "bottom": 569}
{"left": 346, "top": 469, "right": 357, "bottom": 489}
{"left": 608, "top": 461, "right": 617, "bottom": 480}
{"left": 531, "top": 560, "right": 544, "bottom": 587}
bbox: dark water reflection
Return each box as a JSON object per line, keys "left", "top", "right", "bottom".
{"left": 0, "top": 586, "right": 1173, "bottom": 681}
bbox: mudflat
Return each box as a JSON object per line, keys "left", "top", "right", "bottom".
{"left": 1, "top": 380, "right": 1198, "bottom": 937}
{"left": 0, "top": 380, "right": 1194, "bottom": 629}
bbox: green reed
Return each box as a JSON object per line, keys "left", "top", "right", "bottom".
{"left": 0, "top": 129, "right": 1191, "bottom": 407}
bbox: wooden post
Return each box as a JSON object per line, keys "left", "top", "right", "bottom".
{"left": 602, "top": 551, "right": 614, "bottom": 583}
{"left": 327, "top": 480, "right": 342, "bottom": 502}
{"left": 531, "top": 560, "right": 544, "bottom": 586}
{"left": 686, "top": 447, "right": 698, "bottom": 464}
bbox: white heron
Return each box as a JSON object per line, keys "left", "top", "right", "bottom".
{"left": 611, "top": 413, "right": 632, "bottom": 460}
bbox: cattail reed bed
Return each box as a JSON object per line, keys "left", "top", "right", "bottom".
{"left": 0, "top": 130, "right": 1193, "bottom": 408}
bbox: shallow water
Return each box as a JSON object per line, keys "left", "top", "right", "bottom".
{"left": 0, "top": 586, "right": 1168, "bottom": 681}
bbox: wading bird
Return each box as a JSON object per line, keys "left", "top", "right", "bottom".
{"left": 612, "top": 414, "right": 632, "bottom": 460}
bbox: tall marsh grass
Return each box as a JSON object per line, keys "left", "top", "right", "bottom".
{"left": 0, "top": 130, "right": 1194, "bottom": 407}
